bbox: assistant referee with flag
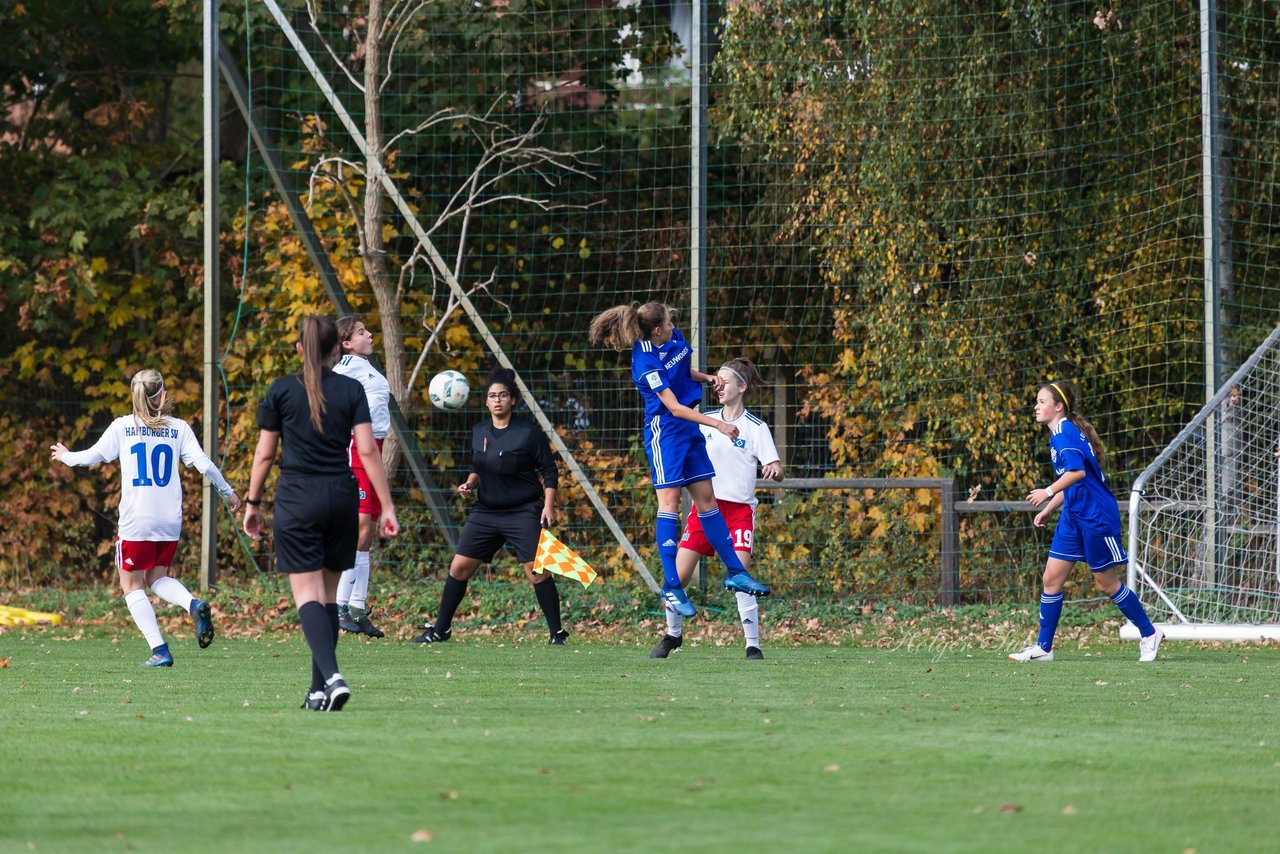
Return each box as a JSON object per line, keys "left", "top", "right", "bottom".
{"left": 412, "top": 366, "right": 567, "bottom": 645}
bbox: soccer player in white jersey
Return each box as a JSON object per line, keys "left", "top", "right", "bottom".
{"left": 333, "top": 316, "right": 392, "bottom": 638}
{"left": 651, "top": 357, "right": 783, "bottom": 660}
{"left": 1010, "top": 380, "right": 1163, "bottom": 663}
{"left": 50, "top": 369, "right": 240, "bottom": 667}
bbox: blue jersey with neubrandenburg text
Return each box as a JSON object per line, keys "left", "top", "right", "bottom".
{"left": 631, "top": 327, "right": 702, "bottom": 421}
{"left": 1049, "top": 418, "right": 1120, "bottom": 533}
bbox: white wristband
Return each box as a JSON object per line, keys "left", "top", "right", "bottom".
{"left": 1045, "top": 485, "right": 1055, "bottom": 498}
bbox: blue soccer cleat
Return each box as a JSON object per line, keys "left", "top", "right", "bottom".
{"left": 140, "top": 651, "right": 174, "bottom": 668}
{"left": 724, "top": 571, "right": 770, "bottom": 597}
{"left": 661, "top": 584, "right": 696, "bottom": 618}
{"left": 192, "top": 599, "right": 215, "bottom": 649}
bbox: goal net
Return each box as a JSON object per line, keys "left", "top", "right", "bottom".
{"left": 1126, "top": 324, "right": 1280, "bottom": 640}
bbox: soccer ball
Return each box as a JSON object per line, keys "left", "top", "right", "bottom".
{"left": 428, "top": 370, "right": 470, "bottom": 411}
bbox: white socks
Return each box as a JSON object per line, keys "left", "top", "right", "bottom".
{"left": 665, "top": 601, "right": 684, "bottom": 638}
{"left": 125, "top": 589, "right": 164, "bottom": 649}
{"left": 150, "top": 576, "right": 196, "bottom": 612}
{"left": 337, "top": 551, "right": 370, "bottom": 610}
{"left": 736, "top": 592, "right": 760, "bottom": 648}
{"left": 664, "top": 591, "right": 761, "bottom": 647}
{"left": 349, "top": 551, "right": 370, "bottom": 610}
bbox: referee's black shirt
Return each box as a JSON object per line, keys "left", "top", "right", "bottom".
{"left": 469, "top": 415, "right": 558, "bottom": 510}
{"left": 258, "top": 371, "right": 371, "bottom": 474}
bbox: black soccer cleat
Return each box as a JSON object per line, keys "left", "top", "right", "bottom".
{"left": 301, "top": 691, "right": 326, "bottom": 711}
{"left": 549, "top": 629, "right": 569, "bottom": 646}
{"left": 323, "top": 676, "right": 350, "bottom": 712}
{"left": 354, "top": 615, "right": 385, "bottom": 638}
{"left": 745, "top": 646, "right": 765, "bottom": 661}
{"left": 649, "top": 634, "right": 683, "bottom": 659}
{"left": 411, "top": 622, "right": 452, "bottom": 644}
{"left": 338, "top": 605, "right": 363, "bottom": 635}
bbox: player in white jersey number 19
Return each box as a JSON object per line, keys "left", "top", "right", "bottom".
{"left": 333, "top": 315, "right": 393, "bottom": 638}
{"left": 652, "top": 357, "right": 784, "bottom": 661}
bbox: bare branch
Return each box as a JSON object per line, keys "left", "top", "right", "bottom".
{"left": 381, "top": 0, "right": 435, "bottom": 93}
{"left": 405, "top": 267, "right": 501, "bottom": 393}
{"left": 394, "top": 245, "right": 427, "bottom": 305}
{"left": 306, "top": 0, "right": 366, "bottom": 94}
{"left": 381, "top": 108, "right": 462, "bottom": 154}
{"left": 314, "top": 154, "right": 367, "bottom": 178}
{"left": 307, "top": 162, "right": 368, "bottom": 258}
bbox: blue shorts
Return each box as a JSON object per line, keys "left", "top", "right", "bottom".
{"left": 1049, "top": 512, "right": 1127, "bottom": 572}
{"left": 643, "top": 414, "right": 714, "bottom": 489}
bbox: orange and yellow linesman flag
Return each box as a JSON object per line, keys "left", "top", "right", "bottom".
{"left": 533, "top": 529, "right": 598, "bottom": 588}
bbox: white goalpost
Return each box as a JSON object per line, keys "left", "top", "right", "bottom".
{"left": 1123, "top": 323, "right": 1280, "bottom": 641}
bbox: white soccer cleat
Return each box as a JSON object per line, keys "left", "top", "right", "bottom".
{"left": 1138, "top": 627, "right": 1165, "bottom": 662}
{"left": 1008, "top": 644, "right": 1053, "bottom": 662}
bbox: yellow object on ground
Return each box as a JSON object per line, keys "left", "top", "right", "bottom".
{"left": 0, "top": 605, "right": 63, "bottom": 627}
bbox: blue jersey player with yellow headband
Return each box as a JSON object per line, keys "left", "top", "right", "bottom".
{"left": 590, "top": 301, "right": 770, "bottom": 618}
{"left": 1010, "top": 379, "right": 1163, "bottom": 663}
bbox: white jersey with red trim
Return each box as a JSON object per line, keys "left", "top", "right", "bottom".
{"left": 698, "top": 408, "right": 780, "bottom": 506}
{"left": 334, "top": 354, "right": 392, "bottom": 439}
{"left": 59, "top": 415, "right": 234, "bottom": 541}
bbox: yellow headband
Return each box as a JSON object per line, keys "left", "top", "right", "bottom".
{"left": 1049, "top": 382, "right": 1068, "bottom": 408}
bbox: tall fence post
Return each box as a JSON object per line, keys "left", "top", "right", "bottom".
{"left": 939, "top": 478, "right": 959, "bottom": 607}
{"left": 199, "top": 0, "right": 220, "bottom": 593}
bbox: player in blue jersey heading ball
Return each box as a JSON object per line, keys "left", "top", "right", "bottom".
{"left": 589, "top": 301, "right": 770, "bottom": 619}
{"left": 1010, "top": 380, "right": 1163, "bottom": 663}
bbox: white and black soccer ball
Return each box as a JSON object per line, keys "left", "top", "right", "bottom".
{"left": 428, "top": 370, "right": 470, "bottom": 411}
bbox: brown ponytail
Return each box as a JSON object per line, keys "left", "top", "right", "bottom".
{"left": 589, "top": 302, "right": 670, "bottom": 351}
{"left": 1044, "top": 380, "right": 1106, "bottom": 467}
{"left": 299, "top": 315, "right": 339, "bottom": 433}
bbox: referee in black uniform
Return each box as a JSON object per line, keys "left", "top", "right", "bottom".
{"left": 243, "top": 315, "right": 399, "bottom": 711}
{"left": 413, "top": 366, "right": 567, "bottom": 645}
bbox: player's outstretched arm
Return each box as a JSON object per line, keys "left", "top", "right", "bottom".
{"left": 176, "top": 421, "right": 240, "bottom": 510}
{"left": 50, "top": 424, "right": 119, "bottom": 468}
{"left": 656, "top": 388, "right": 739, "bottom": 440}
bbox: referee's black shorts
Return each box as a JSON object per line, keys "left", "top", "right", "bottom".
{"left": 456, "top": 502, "right": 542, "bottom": 563}
{"left": 272, "top": 472, "right": 360, "bottom": 573}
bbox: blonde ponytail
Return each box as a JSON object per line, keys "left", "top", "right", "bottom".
{"left": 130, "top": 369, "right": 172, "bottom": 432}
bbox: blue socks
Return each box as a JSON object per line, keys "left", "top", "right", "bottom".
{"left": 698, "top": 508, "right": 746, "bottom": 575}
{"left": 1036, "top": 592, "right": 1064, "bottom": 652}
{"left": 1110, "top": 583, "right": 1155, "bottom": 637}
{"left": 656, "top": 511, "right": 681, "bottom": 587}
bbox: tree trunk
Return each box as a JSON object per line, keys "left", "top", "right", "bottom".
{"left": 362, "top": 0, "right": 406, "bottom": 474}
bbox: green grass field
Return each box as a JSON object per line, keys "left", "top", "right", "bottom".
{"left": 2, "top": 629, "right": 1278, "bottom": 853}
